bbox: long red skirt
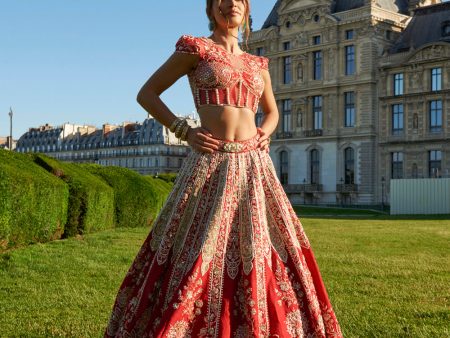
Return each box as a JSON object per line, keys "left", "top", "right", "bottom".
{"left": 104, "top": 133, "right": 343, "bottom": 337}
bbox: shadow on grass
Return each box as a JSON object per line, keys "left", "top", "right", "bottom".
{"left": 293, "top": 205, "right": 450, "bottom": 221}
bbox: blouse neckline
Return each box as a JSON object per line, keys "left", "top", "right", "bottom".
{"left": 201, "top": 37, "right": 249, "bottom": 58}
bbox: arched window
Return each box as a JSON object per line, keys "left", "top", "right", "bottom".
{"left": 310, "top": 149, "right": 320, "bottom": 184}
{"left": 279, "top": 151, "right": 289, "bottom": 184}
{"left": 344, "top": 147, "right": 355, "bottom": 184}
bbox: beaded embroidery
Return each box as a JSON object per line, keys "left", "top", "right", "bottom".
{"left": 175, "top": 34, "right": 269, "bottom": 114}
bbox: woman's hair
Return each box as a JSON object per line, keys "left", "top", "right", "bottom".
{"left": 206, "top": 0, "right": 251, "bottom": 47}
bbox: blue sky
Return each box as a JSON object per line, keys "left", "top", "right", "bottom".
{"left": 0, "top": 1, "right": 275, "bottom": 138}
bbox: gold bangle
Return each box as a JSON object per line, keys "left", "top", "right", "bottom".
{"left": 175, "top": 120, "right": 187, "bottom": 138}
{"left": 180, "top": 124, "right": 191, "bottom": 141}
{"left": 170, "top": 118, "right": 183, "bottom": 133}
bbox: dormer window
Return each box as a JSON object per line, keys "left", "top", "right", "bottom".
{"left": 442, "top": 21, "right": 450, "bottom": 37}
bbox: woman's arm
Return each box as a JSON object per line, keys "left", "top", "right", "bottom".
{"left": 137, "top": 52, "right": 220, "bottom": 153}
{"left": 257, "top": 68, "right": 279, "bottom": 151}
{"left": 136, "top": 52, "right": 196, "bottom": 128}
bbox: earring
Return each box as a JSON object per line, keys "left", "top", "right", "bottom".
{"left": 209, "top": 18, "right": 216, "bottom": 31}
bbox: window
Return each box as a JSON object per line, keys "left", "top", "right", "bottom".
{"left": 392, "top": 104, "right": 404, "bottom": 135}
{"left": 386, "top": 30, "right": 392, "bottom": 40}
{"left": 255, "top": 107, "right": 263, "bottom": 127}
{"left": 391, "top": 152, "right": 403, "bottom": 179}
{"left": 442, "top": 21, "right": 450, "bottom": 37}
{"left": 310, "top": 149, "right": 320, "bottom": 184}
{"left": 429, "top": 150, "right": 442, "bottom": 178}
{"left": 313, "top": 51, "right": 322, "bottom": 80}
{"left": 345, "top": 29, "right": 354, "bottom": 40}
{"left": 393, "top": 73, "right": 404, "bottom": 96}
{"left": 279, "top": 151, "right": 289, "bottom": 184}
{"left": 431, "top": 68, "right": 442, "bottom": 91}
{"left": 283, "top": 56, "right": 292, "bottom": 84}
{"left": 344, "top": 147, "right": 355, "bottom": 184}
{"left": 344, "top": 92, "right": 355, "bottom": 127}
{"left": 313, "top": 35, "right": 321, "bottom": 45}
{"left": 345, "top": 45, "right": 355, "bottom": 75}
{"left": 429, "top": 100, "right": 442, "bottom": 132}
{"left": 256, "top": 47, "right": 264, "bottom": 56}
{"left": 283, "top": 41, "right": 291, "bottom": 51}
{"left": 282, "top": 99, "right": 292, "bottom": 132}
{"left": 312, "top": 96, "right": 322, "bottom": 130}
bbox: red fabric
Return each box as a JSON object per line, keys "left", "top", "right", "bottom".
{"left": 175, "top": 35, "right": 268, "bottom": 114}
{"left": 104, "top": 134, "right": 343, "bottom": 337}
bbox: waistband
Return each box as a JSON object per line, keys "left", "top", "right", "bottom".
{"left": 214, "top": 133, "right": 260, "bottom": 153}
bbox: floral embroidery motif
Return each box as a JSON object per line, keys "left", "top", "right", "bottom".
{"left": 166, "top": 320, "right": 192, "bottom": 338}
{"left": 174, "top": 34, "right": 269, "bottom": 114}
{"left": 285, "top": 309, "right": 304, "bottom": 337}
{"left": 104, "top": 135, "right": 343, "bottom": 337}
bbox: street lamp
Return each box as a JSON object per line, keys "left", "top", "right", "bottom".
{"left": 8, "top": 107, "right": 13, "bottom": 150}
{"left": 339, "top": 177, "right": 344, "bottom": 206}
{"left": 381, "top": 176, "right": 385, "bottom": 211}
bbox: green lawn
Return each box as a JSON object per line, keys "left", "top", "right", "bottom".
{"left": 0, "top": 216, "right": 449, "bottom": 337}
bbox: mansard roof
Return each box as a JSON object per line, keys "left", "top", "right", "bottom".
{"left": 389, "top": 1, "right": 450, "bottom": 54}
{"left": 261, "top": 0, "right": 409, "bottom": 29}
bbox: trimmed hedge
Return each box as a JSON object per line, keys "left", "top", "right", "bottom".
{"left": 32, "top": 154, "right": 115, "bottom": 237}
{"left": 0, "top": 149, "right": 68, "bottom": 250}
{"left": 142, "top": 175, "right": 173, "bottom": 211}
{"left": 156, "top": 173, "right": 177, "bottom": 183}
{"left": 79, "top": 164, "right": 162, "bottom": 228}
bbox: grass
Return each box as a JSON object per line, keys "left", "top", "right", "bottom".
{"left": 0, "top": 216, "right": 449, "bottom": 337}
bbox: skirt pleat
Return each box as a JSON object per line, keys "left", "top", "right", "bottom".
{"left": 104, "top": 134, "right": 343, "bottom": 338}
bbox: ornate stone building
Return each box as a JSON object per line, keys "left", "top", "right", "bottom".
{"left": 15, "top": 115, "right": 200, "bottom": 175}
{"left": 378, "top": 1, "right": 450, "bottom": 203}
{"left": 250, "top": 0, "right": 449, "bottom": 206}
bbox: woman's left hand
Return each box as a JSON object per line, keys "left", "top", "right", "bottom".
{"left": 257, "top": 127, "right": 271, "bottom": 153}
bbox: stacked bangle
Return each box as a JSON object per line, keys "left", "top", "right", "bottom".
{"left": 170, "top": 117, "right": 191, "bottom": 141}
{"left": 180, "top": 123, "right": 191, "bottom": 141}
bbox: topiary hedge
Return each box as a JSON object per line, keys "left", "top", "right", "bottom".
{"left": 156, "top": 173, "right": 177, "bottom": 183}
{"left": 32, "top": 154, "right": 115, "bottom": 238}
{"left": 0, "top": 149, "right": 68, "bottom": 250}
{"left": 142, "top": 175, "right": 173, "bottom": 211}
{"left": 79, "top": 164, "right": 162, "bottom": 228}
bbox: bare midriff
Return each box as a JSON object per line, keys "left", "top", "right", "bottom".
{"left": 197, "top": 105, "right": 258, "bottom": 142}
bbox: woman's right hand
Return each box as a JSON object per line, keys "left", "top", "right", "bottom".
{"left": 186, "top": 127, "right": 221, "bottom": 153}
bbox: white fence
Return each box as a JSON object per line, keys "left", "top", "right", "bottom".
{"left": 390, "top": 178, "right": 450, "bottom": 215}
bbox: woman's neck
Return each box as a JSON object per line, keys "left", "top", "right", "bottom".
{"left": 210, "top": 29, "right": 240, "bottom": 54}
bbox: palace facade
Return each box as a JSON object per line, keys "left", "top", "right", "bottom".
{"left": 249, "top": 0, "right": 450, "bottom": 206}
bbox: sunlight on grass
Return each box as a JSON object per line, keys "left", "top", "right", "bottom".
{"left": 1, "top": 219, "right": 449, "bottom": 337}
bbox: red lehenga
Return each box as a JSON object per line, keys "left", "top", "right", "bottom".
{"left": 104, "top": 35, "right": 342, "bottom": 338}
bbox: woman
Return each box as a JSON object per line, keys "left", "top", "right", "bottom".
{"left": 104, "top": 0, "right": 343, "bottom": 337}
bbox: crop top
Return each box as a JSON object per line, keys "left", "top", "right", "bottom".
{"left": 174, "top": 34, "right": 269, "bottom": 114}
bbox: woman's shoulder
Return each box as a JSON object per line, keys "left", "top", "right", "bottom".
{"left": 246, "top": 53, "right": 269, "bottom": 71}
{"left": 175, "top": 34, "right": 207, "bottom": 57}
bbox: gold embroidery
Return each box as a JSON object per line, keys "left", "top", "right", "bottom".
{"left": 104, "top": 144, "right": 343, "bottom": 338}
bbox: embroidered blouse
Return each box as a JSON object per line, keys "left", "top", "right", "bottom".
{"left": 174, "top": 34, "right": 269, "bottom": 114}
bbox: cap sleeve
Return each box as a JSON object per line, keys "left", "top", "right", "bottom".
{"left": 175, "top": 35, "right": 203, "bottom": 57}
{"left": 259, "top": 56, "right": 269, "bottom": 70}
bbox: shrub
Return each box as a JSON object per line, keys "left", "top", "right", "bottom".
{"left": 155, "top": 173, "right": 177, "bottom": 183}
{"left": 0, "top": 149, "right": 68, "bottom": 250}
{"left": 79, "top": 164, "right": 161, "bottom": 228}
{"left": 142, "top": 175, "right": 173, "bottom": 211}
{"left": 32, "top": 154, "right": 115, "bottom": 237}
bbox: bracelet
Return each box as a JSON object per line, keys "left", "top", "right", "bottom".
{"left": 175, "top": 119, "right": 188, "bottom": 138}
{"left": 180, "top": 124, "right": 191, "bottom": 141}
{"left": 169, "top": 118, "right": 184, "bottom": 133}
